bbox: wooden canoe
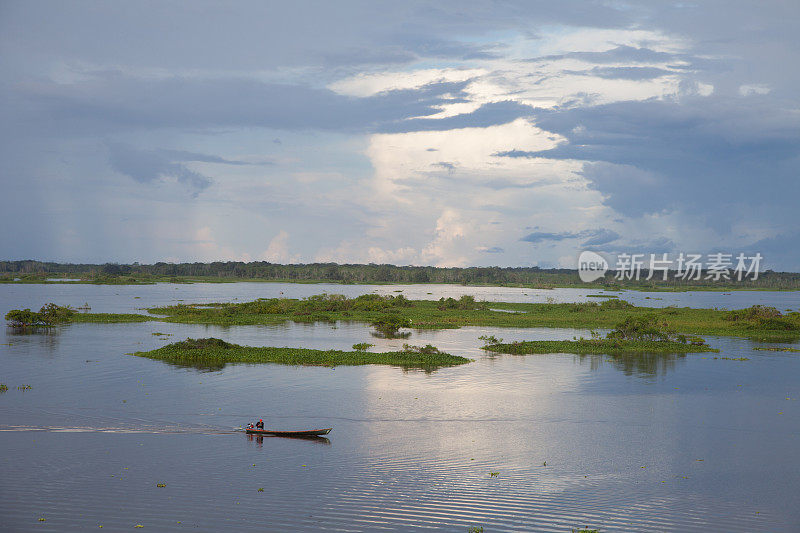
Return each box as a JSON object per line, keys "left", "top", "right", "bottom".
{"left": 245, "top": 427, "right": 331, "bottom": 437}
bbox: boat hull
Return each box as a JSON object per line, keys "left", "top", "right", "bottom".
{"left": 245, "top": 427, "right": 331, "bottom": 437}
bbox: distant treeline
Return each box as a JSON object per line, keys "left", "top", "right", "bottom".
{"left": 2, "top": 260, "right": 800, "bottom": 290}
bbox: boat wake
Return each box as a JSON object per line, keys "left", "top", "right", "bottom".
{"left": 0, "top": 424, "right": 239, "bottom": 435}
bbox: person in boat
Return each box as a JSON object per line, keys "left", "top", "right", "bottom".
{"left": 246, "top": 423, "right": 254, "bottom": 429}
{"left": 256, "top": 419, "right": 264, "bottom": 430}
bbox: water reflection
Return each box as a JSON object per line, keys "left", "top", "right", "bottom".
{"left": 4, "top": 325, "right": 62, "bottom": 351}
{"left": 246, "top": 434, "right": 331, "bottom": 446}
{"left": 572, "top": 351, "right": 687, "bottom": 377}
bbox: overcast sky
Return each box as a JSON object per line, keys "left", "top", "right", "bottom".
{"left": 1, "top": 1, "right": 798, "bottom": 269}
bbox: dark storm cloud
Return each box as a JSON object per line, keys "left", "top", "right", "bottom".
{"left": 564, "top": 66, "right": 676, "bottom": 80}
{"left": 496, "top": 97, "right": 800, "bottom": 220}
{"left": 18, "top": 76, "right": 471, "bottom": 136}
{"left": 381, "top": 100, "right": 535, "bottom": 133}
{"left": 533, "top": 45, "right": 680, "bottom": 65}
{"left": 107, "top": 144, "right": 219, "bottom": 194}
{"left": 521, "top": 229, "right": 620, "bottom": 246}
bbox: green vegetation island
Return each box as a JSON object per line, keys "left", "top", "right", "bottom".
{"left": 131, "top": 338, "right": 470, "bottom": 371}
{"left": 483, "top": 314, "right": 720, "bottom": 355}
{"left": 7, "top": 295, "right": 800, "bottom": 342}
{"left": 3, "top": 259, "right": 800, "bottom": 291}
{"left": 485, "top": 338, "right": 717, "bottom": 355}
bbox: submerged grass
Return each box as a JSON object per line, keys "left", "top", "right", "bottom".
{"left": 484, "top": 339, "right": 719, "bottom": 355}
{"left": 131, "top": 337, "right": 470, "bottom": 371}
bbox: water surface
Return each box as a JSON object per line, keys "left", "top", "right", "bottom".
{"left": 1, "top": 285, "right": 799, "bottom": 532}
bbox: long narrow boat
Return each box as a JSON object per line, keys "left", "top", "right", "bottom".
{"left": 245, "top": 427, "right": 332, "bottom": 437}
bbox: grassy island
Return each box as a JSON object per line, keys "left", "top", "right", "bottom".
{"left": 486, "top": 314, "right": 720, "bottom": 355}
{"left": 138, "top": 296, "right": 799, "bottom": 340}
{"left": 131, "top": 337, "right": 471, "bottom": 371}
{"left": 9, "top": 296, "right": 800, "bottom": 341}
{"left": 484, "top": 339, "right": 718, "bottom": 355}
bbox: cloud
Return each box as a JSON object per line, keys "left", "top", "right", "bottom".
{"left": 521, "top": 228, "right": 619, "bottom": 246}
{"left": 532, "top": 44, "right": 681, "bottom": 65}
{"left": 567, "top": 66, "right": 677, "bottom": 80}
{"left": 380, "top": 100, "right": 537, "bottom": 133}
{"left": 260, "top": 230, "right": 299, "bottom": 263}
{"left": 739, "top": 84, "right": 771, "bottom": 96}
{"left": 2, "top": 2, "right": 799, "bottom": 269}
{"left": 496, "top": 97, "right": 800, "bottom": 224}
{"left": 107, "top": 144, "right": 216, "bottom": 194}
{"left": 479, "top": 246, "right": 505, "bottom": 254}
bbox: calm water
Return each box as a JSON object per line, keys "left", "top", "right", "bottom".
{"left": 1, "top": 284, "right": 799, "bottom": 532}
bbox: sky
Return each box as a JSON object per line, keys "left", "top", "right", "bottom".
{"left": 1, "top": 1, "right": 798, "bottom": 269}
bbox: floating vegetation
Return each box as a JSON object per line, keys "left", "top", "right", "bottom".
{"left": 17, "top": 384, "right": 32, "bottom": 390}
{"left": 28, "top": 294, "right": 800, "bottom": 341}
{"left": 0, "top": 384, "right": 7, "bottom": 392}
{"left": 132, "top": 338, "right": 470, "bottom": 371}
{"left": 486, "top": 315, "right": 719, "bottom": 356}
{"left": 713, "top": 356, "right": 750, "bottom": 361}
{"left": 753, "top": 346, "right": 800, "bottom": 352}
{"left": 487, "top": 339, "right": 718, "bottom": 355}
{"left": 587, "top": 294, "right": 616, "bottom": 298}
{"left": 468, "top": 527, "right": 484, "bottom": 533}
{"left": 5, "top": 303, "right": 75, "bottom": 327}
{"left": 257, "top": 487, "right": 264, "bottom": 492}
{"left": 572, "top": 529, "right": 599, "bottom": 533}
{"left": 352, "top": 343, "right": 374, "bottom": 351}
{"left": 371, "top": 314, "right": 412, "bottom": 337}
{"left": 724, "top": 305, "right": 800, "bottom": 333}
{"left": 437, "top": 295, "right": 485, "bottom": 310}
{"left": 489, "top": 472, "right": 499, "bottom": 477}
{"left": 478, "top": 334, "right": 502, "bottom": 346}
{"left": 151, "top": 332, "right": 173, "bottom": 337}
{"left": 156, "top": 483, "right": 166, "bottom": 487}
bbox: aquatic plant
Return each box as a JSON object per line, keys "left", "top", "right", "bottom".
{"left": 724, "top": 305, "right": 782, "bottom": 321}
{"left": 352, "top": 342, "right": 374, "bottom": 351}
{"left": 478, "top": 334, "right": 502, "bottom": 346}
{"left": 401, "top": 343, "right": 444, "bottom": 355}
{"left": 485, "top": 339, "right": 717, "bottom": 355}
{"left": 599, "top": 298, "right": 633, "bottom": 309}
{"left": 606, "top": 314, "right": 674, "bottom": 342}
{"left": 371, "top": 314, "right": 412, "bottom": 336}
{"left": 4, "top": 303, "right": 74, "bottom": 327}
{"left": 46, "top": 294, "right": 800, "bottom": 341}
{"left": 132, "top": 337, "right": 470, "bottom": 371}
{"left": 0, "top": 384, "right": 7, "bottom": 392}
{"left": 437, "top": 295, "right": 486, "bottom": 310}
{"left": 723, "top": 305, "right": 800, "bottom": 331}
